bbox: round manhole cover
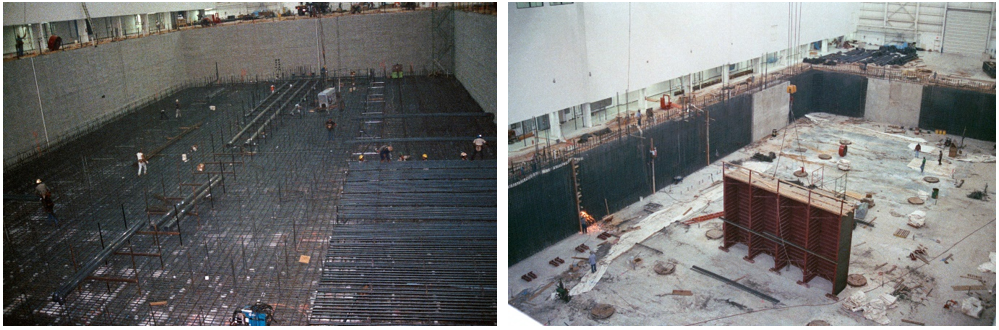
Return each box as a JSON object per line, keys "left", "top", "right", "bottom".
{"left": 924, "top": 176, "right": 939, "bottom": 183}
{"left": 818, "top": 154, "right": 832, "bottom": 160}
{"left": 793, "top": 170, "right": 809, "bottom": 177}
{"left": 654, "top": 262, "right": 676, "bottom": 275}
{"left": 807, "top": 320, "right": 831, "bottom": 326}
{"left": 847, "top": 274, "right": 867, "bottom": 287}
{"left": 840, "top": 140, "right": 852, "bottom": 145}
{"left": 591, "top": 304, "right": 616, "bottom": 319}
{"left": 706, "top": 229, "right": 723, "bottom": 240}
{"left": 908, "top": 197, "right": 924, "bottom": 205}
{"left": 795, "top": 147, "right": 808, "bottom": 153}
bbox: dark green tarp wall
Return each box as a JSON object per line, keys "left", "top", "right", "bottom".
{"left": 919, "top": 86, "right": 997, "bottom": 142}
{"left": 508, "top": 164, "right": 579, "bottom": 266}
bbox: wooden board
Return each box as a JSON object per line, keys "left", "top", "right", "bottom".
{"left": 299, "top": 255, "right": 311, "bottom": 264}
{"left": 529, "top": 281, "right": 556, "bottom": 301}
{"left": 952, "top": 285, "right": 987, "bottom": 291}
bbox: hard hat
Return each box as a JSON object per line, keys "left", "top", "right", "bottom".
{"left": 36, "top": 179, "right": 41, "bottom": 184}
{"left": 461, "top": 151, "right": 467, "bottom": 156}
{"left": 358, "top": 155, "right": 364, "bottom": 161}
{"left": 478, "top": 134, "right": 483, "bottom": 138}
{"left": 422, "top": 154, "right": 428, "bottom": 158}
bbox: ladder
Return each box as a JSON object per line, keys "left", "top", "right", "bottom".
{"left": 81, "top": 3, "right": 97, "bottom": 46}
{"left": 570, "top": 158, "right": 583, "bottom": 230}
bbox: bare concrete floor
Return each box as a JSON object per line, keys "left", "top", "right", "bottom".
{"left": 508, "top": 113, "right": 996, "bottom": 326}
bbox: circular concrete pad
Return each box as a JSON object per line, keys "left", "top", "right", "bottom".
{"left": 591, "top": 304, "right": 616, "bottom": 319}
{"left": 839, "top": 140, "right": 852, "bottom": 145}
{"left": 818, "top": 154, "right": 832, "bottom": 160}
{"left": 837, "top": 164, "right": 851, "bottom": 171}
{"left": 706, "top": 229, "right": 724, "bottom": 240}
{"left": 908, "top": 197, "right": 925, "bottom": 205}
{"left": 807, "top": 320, "right": 831, "bottom": 326}
{"left": 795, "top": 147, "right": 808, "bottom": 153}
{"left": 847, "top": 274, "right": 868, "bottom": 287}
{"left": 794, "top": 170, "right": 809, "bottom": 177}
{"left": 924, "top": 176, "right": 940, "bottom": 183}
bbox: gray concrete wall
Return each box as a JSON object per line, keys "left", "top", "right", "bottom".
{"left": 864, "top": 78, "right": 922, "bottom": 128}
{"left": 5, "top": 12, "right": 469, "bottom": 166}
{"left": 751, "top": 81, "right": 790, "bottom": 141}
{"left": 182, "top": 12, "right": 433, "bottom": 81}
{"left": 3, "top": 32, "right": 186, "bottom": 163}
{"left": 455, "top": 12, "right": 496, "bottom": 115}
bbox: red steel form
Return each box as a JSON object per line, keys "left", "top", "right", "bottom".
{"left": 719, "top": 162, "right": 856, "bottom": 295}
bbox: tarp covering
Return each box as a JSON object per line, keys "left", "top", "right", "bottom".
{"left": 508, "top": 164, "right": 579, "bottom": 266}
{"left": 789, "top": 71, "right": 868, "bottom": 118}
{"left": 918, "top": 86, "right": 997, "bottom": 142}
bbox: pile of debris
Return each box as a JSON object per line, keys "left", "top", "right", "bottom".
{"left": 804, "top": 45, "right": 918, "bottom": 67}
{"left": 843, "top": 290, "right": 898, "bottom": 325}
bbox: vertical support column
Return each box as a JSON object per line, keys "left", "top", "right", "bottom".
{"left": 547, "top": 111, "right": 563, "bottom": 142}
{"left": 821, "top": 39, "right": 828, "bottom": 54}
{"left": 581, "top": 103, "right": 593, "bottom": 128}
{"left": 141, "top": 14, "right": 150, "bottom": 36}
{"left": 76, "top": 20, "right": 90, "bottom": 43}
{"left": 722, "top": 63, "right": 730, "bottom": 86}
{"left": 638, "top": 88, "right": 647, "bottom": 112}
{"left": 32, "top": 24, "right": 44, "bottom": 55}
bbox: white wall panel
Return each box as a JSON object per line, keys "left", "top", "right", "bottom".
{"left": 510, "top": 2, "right": 859, "bottom": 123}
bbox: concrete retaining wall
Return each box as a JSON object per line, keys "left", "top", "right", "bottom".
{"left": 4, "top": 12, "right": 459, "bottom": 166}
{"left": 863, "top": 78, "right": 922, "bottom": 128}
{"left": 3, "top": 32, "right": 186, "bottom": 163}
{"left": 455, "top": 12, "right": 496, "bottom": 115}
{"left": 751, "top": 81, "right": 790, "bottom": 141}
{"left": 183, "top": 12, "right": 433, "bottom": 80}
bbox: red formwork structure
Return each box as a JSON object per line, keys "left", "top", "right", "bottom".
{"left": 719, "top": 162, "right": 857, "bottom": 296}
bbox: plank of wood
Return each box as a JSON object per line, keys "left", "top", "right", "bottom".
{"left": 149, "top": 301, "right": 168, "bottom": 306}
{"left": 671, "top": 290, "right": 693, "bottom": 296}
{"left": 952, "top": 285, "right": 987, "bottom": 291}
{"left": 572, "top": 257, "right": 589, "bottom": 260}
{"left": 529, "top": 281, "right": 556, "bottom": 302}
{"left": 682, "top": 207, "right": 693, "bottom": 216}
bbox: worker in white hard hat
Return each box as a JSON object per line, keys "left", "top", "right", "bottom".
{"left": 471, "top": 134, "right": 487, "bottom": 160}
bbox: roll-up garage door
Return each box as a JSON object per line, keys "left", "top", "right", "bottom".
{"left": 943, "top": 9, "right": 992, "bottom": 55}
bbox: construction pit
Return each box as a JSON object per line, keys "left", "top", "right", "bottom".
{"left": 508, "top": 112, "right": 996, "bottom": 326}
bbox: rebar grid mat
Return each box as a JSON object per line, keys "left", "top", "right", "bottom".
{"left": 4, "top": 77, "right": 349, "bottom": 325}
{"left": 309, "top": 223, "right": 497, "bottom": 325}
{"left": 4, "top": 75, "right": 495, "bottom": 325}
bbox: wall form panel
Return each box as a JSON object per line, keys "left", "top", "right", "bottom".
{"left": 720, "top": 164, "right": 854, "bottom": 295}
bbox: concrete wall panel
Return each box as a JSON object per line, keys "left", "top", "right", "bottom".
{"left": 751, "top": 81, "right": 791, "bottom": 141}
{"left": 864, "top": 78, "right": 921, "bottom": 128}
{"left": 455, "top": 12, "right": 496, "bottom": 115}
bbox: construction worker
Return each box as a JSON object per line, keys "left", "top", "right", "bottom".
{"left": 293, "top": 103, "right": 302, "bottom": 115}
{"left": 920, "top": 157, "right": 926, "bottom": 174}
{"left": 914, "top": 143, "right": 921, "bottom": 158}
{"left": 270, "top": 84, "right": 275, "bottom": 93}
{"left": 938, "top": 150, "right": 943, "bottom": 166}
{"left": 35, "top": 179, "right": 50, "bottom": 199}
{"left": 650, "top": 146, "right": 657, "bottom": 162}
{"left": 589, "top": 251, "right": 597, "bottom": 273}
{"left": 137, "top": 150, "right": 148, "bottom": 176}
{"left": 160, "top": 108, "right": 169, "bottom": 120}
{"left": 471, "top": 135, "right": 487, "bottom": 160}
{"left": 379, "top": 145, "right": 392, "bottom": 162}
{"left": 421, "top": 154, "right": 428, "bottom": 161}
{"left": 460, "top": 151, "right": 468, "bottom": 160}
{"left": 636, "top": 111, "right": 642, "bottom": 126}
{"left": 175, "top": 99, "right": 181, "bottom": 118}
{"left": 325, "top": 119, "right": 336, "bottom": 141}
{"left": 36, "top": 179, "right": 57, "bottom": 225}
{"left": 358, "top": 154, "right": 365, "bottom": 162}
{"left": 15, "top": 29, "right": 25, "bottom": 58}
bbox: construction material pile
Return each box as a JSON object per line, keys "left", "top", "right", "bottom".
{"left": 804, "top": 45, "right": 918, "bottom": 67}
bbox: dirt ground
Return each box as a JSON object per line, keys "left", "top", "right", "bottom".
{"left": 508, "top": 113, "right": 996, "bottom": 326}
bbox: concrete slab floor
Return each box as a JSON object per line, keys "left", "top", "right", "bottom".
{"left": 508, "top": 113, "right": 996, "bottom": 326}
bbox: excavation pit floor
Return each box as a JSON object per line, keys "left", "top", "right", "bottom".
{"left": 508, "top": 113, "right": 996, "bottom": 326}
